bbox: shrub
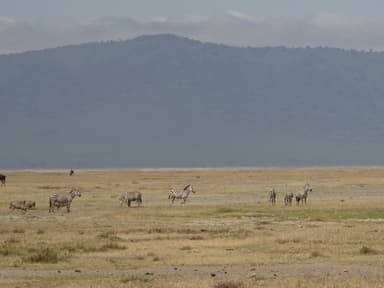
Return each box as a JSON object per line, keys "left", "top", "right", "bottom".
{"left": 26, "top": 247, "right": 60, "bottom": 263}
{"left": 214, "top": 280, "right": 244, "bottom": 288}
{"left": 360, "top": 246, "right": 377, "bottom": 255}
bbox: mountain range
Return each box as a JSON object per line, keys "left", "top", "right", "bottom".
{"left": 1, "top": 34, "right": 384, "bottom": 168}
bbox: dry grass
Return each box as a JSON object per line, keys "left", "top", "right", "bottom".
{"left": 0, "top": 167, "right": 384, "bottom": 287}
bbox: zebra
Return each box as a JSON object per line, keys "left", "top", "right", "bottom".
{"left": 49, "top": 188, "right": 81, "bottom": 213}
{"left": 295, "top": 184, "right": 313, "bottom": 206}
{"left": 119, "top": 191, "right": 142, "bottom": 207}
{"left": 0, "top": 174, "right": 6, "bottom": 185}
{"left": 168, "top": 184, "right": 195, "bottom": 204}
{"left": 269, "top": 188, "right": 276, "bottom": 206}
{"left": 284, "top": 192, "right": 294, "bottom": 206}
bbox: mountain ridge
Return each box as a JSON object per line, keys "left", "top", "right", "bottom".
{"left": 1, "top": 34, "right": 384, "bottom": 168}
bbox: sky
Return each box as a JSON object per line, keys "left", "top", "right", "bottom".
{"left": 1, "top": 0, "right": 384, "bottom": 53}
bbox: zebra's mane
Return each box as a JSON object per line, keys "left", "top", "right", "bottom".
{"left": 183, "top": 184, "right": 191, "bottom": 191}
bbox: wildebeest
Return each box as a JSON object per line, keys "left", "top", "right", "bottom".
{"left": 9, "top": 200, "right": 28, "bottom": 211}
{"left": 119, "top": 191, "right": 142, "bottom": 207}
{"left": 0, "top": 174, "right": 6, "bottom": 185}
{"left": 168, "top": 184, "right": 195, "bottom": 204}
{"left": 295, "top": 184, "right": 313, "bottom": 206}
{"left": 69, "top": 169, "right": 74, "bottom": 176}
{"left": 269, "top": 188, "right": 277, "bottom": 206}
{"left": 284, "top": 192, "right": 294, "bottom": 206}
{"left": 49, "top": 188, "right": 81, "bottom": 213}
{"left": 9, "top": 200, "right": 35, "bottom": 211}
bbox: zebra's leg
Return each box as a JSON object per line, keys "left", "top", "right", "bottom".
{"left": 128, "top": 200, "right": 131, "bottom": 207}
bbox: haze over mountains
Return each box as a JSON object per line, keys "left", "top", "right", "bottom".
{"left": 1, "top": 34, "right": 384, "bottom": 169}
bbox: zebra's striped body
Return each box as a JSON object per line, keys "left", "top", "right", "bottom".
{"left": 119, "top": 191, "right": 142, "bottom": 207}
{"left": 49, "top": 189, "right": 81, "bottom": 213}
{"left": 284, "top": 192, "right": 294, "bottom": 206}
{"left": 295, "top": 184, "right": 312, "bottom": 206}
{"left": 269, "top": 188, "right": 276, "bottom": 206}
{"left": 168, "top": 184, "right": 195, "bottom": 204}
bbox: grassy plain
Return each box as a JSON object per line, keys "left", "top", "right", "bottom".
{"left": 0, "top": 167, "right": 384, "bottom": 287}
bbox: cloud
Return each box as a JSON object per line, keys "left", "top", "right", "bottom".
{"left": 225, "top": 10, "right": 252, "bottom": 21}
{"left": 311, "top": 12, "right": 370, "bottom": 31}
{"left": 1, "top": 12, "right": 384, "bottom": 54}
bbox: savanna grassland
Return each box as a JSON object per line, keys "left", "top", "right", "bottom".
{"left": 1, "top": 167, "right": 384, "bottom": 288}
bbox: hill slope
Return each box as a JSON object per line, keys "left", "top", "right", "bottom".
{"left": 1, "top": 35, "right": 384, "bottom": 168}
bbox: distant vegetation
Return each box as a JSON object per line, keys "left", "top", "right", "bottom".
{"left": 1, "top": 34, "right": 384, "bottom": 168}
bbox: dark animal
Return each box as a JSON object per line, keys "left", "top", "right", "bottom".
{"left": 0, "top": 174, "right": 6, "bottom": 185}
{"left": 24, "top": 200, "right": 36, "bottom": 209}
{"left": 9, "top": 200, "right": 28, "bottom": 211}
{"left": 119, "top": 191, "right": 142, "bottom": 207}
{"left": 69, "top": 169, "right": 74, "bottom": 176}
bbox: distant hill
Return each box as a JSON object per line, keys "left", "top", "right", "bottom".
{"left": 1, "top": 34, "right": 384, "bottom": 168}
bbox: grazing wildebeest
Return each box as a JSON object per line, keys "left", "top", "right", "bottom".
{"left": 24, "top": 200, "right": 36, "bottom": 209}
{"left": 9, "top": 200, "right": 28, "bottom": 211}
{"left": 284, "top": 192, "right": 294, "bottom": 206}
{"left": 269, "top": 188, "right": 277, "bottom": 206}
{"left": 49, "top": 188, "right": 81, "bottom": 213}
{"left": 119, "top": 191, "right": 142, "bottom": 207}
{"left": 0, "top": 174, "right": 6, "bottom": 185}
{"left": 168, "top": 184, "right": 195, "bottom": 204}
{"left": 295, "top": 184, "right": 313, "bottom": 206}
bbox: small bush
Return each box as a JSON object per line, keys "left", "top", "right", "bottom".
{"left": 120, "top": 275, "right": 150, "bottom": 283}
{"left": 214, "top": 280, "right": 244, "bottom": 288}
{"left": 36, "top": 229, "right": 45, "bottom": 234}
{"left": 26, "top": 247, "right": 60, "bottom": 263}
{"left": 4, "top": 237, "right": 20, "bottom": 244}
{"left": 12, "top": 228, "right": 25, "bottom": 234}
{"left": 101, "top": 243, "right": 125, "bottom": 251}
{"left": 0, "top": 244, "right": 19, "bottom": 256}
{"left": 190, "top": 235, "right": 204, "bottom": 240}
{"left": 180, "top": 246, "right": 192, "bottom": 251}
{"left": 360, "top": 246, "right": 377, "bottom": 255}
{"left": 310, "top": 251, "right": 322, "bottom": 258}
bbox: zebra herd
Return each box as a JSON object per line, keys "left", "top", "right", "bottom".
{"left": 5, "top": 171, "right": 312, "bottom": 213}
{"left": 6, "top": 184, "right": 196, "bottom": 213}
{"left": 269, "top": 183, "right": 313, "bottom": 206}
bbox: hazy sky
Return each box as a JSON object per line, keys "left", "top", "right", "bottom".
{"left": 1, "top": 0, "right": 384, "bottom": 53}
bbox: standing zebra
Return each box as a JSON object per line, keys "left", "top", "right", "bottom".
{"left": 269, "top": 188, "right": 277, "bottom": 206}
{"left": 49, "top": 188, "right": 81, "bottom": 213}
{"left": 295, "top": 184, "right": 313, "bottom": 206}
{"left": 284, "top": 192, "right": 294, "bottom": 206}
{"left": 119, "top": 191, "right": 142, "bottom": 207}
{"left": 168, "top": 184, "right": 195, "bottom": 204}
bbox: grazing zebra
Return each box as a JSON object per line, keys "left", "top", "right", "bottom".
{"left": 0, "top": 174, "right": 6, "bottom": 185}
{"left": 49, "top": 188, "right": 81, "bottom": 213}
{"left": 269, "top": 188, "right": 277, "bottom": 206}
{"left": 284, "top": 192, "right": 294, "bottom": 206}
{"left": 168, "top": 184, "right": 195, "bottom": 204}
{"left": 119, "top": 191, "right": 142, "bottom": 207}
{"left": 295, "top": 184, "right": 313, "bottom": 206}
